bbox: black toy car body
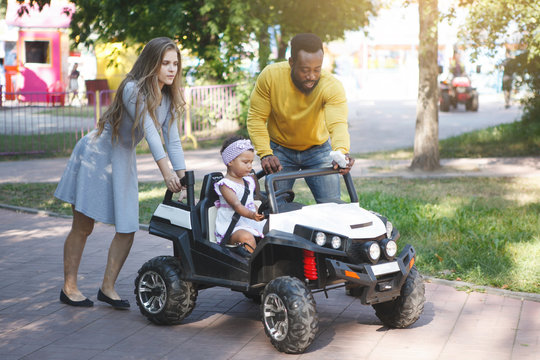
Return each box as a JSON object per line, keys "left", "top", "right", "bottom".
{"left": 134, "top": 168, "right": 425, "bottom": 354}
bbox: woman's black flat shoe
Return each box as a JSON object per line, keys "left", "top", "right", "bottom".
{"left": 60, "top": 290, "right": 94, "bottom": 307}
{"left": 97, "top": 289, "right": 130, "bottom": 309}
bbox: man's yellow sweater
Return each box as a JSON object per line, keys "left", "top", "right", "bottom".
{"left": 247, "top": 61, "right": 350, "bottom": 159}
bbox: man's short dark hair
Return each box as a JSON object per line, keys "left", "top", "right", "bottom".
{"left": 290, "top": 33, "right": 323, "bottom": 62}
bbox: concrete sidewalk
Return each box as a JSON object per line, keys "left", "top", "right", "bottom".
{"left": 1, "top": 149, "right": 539, "bottom": 184}
{"left": 0, "top": 208, "right": 538, "bottom": 360}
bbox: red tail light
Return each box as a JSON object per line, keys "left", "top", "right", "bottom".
{"left": 303, "top": 249, "right": 318, "bottom": 280}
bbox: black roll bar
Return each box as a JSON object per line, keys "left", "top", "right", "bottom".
{"left": 264, "top": 167, "right": 358, "bottom": 213}
{"left": 164, "top": 170, "right": 196, "bottom": 210}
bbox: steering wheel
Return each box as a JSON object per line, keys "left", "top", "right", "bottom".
{"left": 257, "top": 189, "right": 295, "bottom": 215}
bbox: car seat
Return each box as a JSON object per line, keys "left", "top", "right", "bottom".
{"left": 197, "top": 172, "right": 223, "bottom": 243}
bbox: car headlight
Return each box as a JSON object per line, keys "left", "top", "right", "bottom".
{"left": 369, "top": 242, "right": 381, "bottom": 261}
{"left": 360, "top": 241, "right": 381, "bottom": 263}
{"left": 381, "top": 239, "right": 397, "bottom": 259}
{"left": 386, "top": 221, "right": 393, "bottom": 238}
{"left": 331, "top": 236, "right": 341, "bottom": 249}
{"left": 315, "top": 232, "right": 326, "bottom": 246}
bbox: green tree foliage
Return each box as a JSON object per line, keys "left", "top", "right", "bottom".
{"left": 13, "top": 1, "right": 375, "bottom": 82}
{"left": 459, "top": 0, "right": 540, "bottom": 124}
{"left": 249, "top": 0, "right": 375, "bottom": 69}
{"left": 70, "top": 0, "right": 254, "bottom": 83}
{"left": 68, "top": 0, "right": 375, "bottom": 82}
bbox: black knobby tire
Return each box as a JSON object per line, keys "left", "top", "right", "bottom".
{"left": 471, "top": 91, "right": 479, "bottom": 111}
{"left": 372, "top": 265, "right": 425, "bottom": 328}
{"left": 465, "top": 97, "right": 472, "bottom": 111}
{"left": 134, "top": 256, "right": 197, "bottom": 325}
{"left": 261, "top": 276, "right": 319, "bottom": 354}
{"left": 440, "top": 92, "right": 450, "bottom": 112}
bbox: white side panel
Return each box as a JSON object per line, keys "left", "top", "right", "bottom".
{"left": 153, "top": 204, "right": 192, "bottom": 229}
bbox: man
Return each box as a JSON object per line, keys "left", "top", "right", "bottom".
{"left": 247, "top": 33, "right": 354, "bottom": 203}
{"left": 501, "top": 48, "right": 514, "bottom": 109}
{"left": 449, "top": 51, "right": 465, "bottom": 77}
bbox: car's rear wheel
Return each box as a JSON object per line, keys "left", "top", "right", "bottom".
{"left": 440, "top": 92, "right": 450, "bottom": 112}
{"left": 134, "top": 256, "right": 197, "bottom": 325}
{"left": 469, "top": 91, "right": 479, "bottom": 111}
{"left": 372, "top": 265, "right": 425, "bottom": 328}
{"left": 261, "top": 276, "right": 318, "bottom": 354}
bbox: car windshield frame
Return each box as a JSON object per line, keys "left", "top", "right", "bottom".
{"left": 263, "top": 167, "right": 358, "bottom": 214}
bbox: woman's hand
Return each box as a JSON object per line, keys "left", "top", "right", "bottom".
{"left": 165, "top": 173, "right": 183, "bottom": 193}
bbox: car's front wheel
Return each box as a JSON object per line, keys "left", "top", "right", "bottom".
{"left": 372, "top": 265, "right": 425, "bottom": 328}
{"left": 134, "top": 256, "right": 197, "bottom": 325}
{"left": 261, "top": 276, "right": 318, "bottom": 354}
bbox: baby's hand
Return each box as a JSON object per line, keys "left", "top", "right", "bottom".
{"left": 251, "top": 212, "right": 265, "bottom": 221}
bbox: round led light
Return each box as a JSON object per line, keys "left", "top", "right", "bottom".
{"left": 331, "top": 236, "right": 341, "bottom": 249}
{"left": 315, "top": 232, "right": 326, "bottom": 246}
{"left": 386, "top": 221, "right": 394, "bottom": 238}
{"left": 368, "top": 242, "right": 381, "bottom": 261}
{"left": 384, "top": 240, "right": 397, "bottom": 258}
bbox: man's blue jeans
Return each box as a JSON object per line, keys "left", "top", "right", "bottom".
{"left": 270, "top": 140, "right": 340, "bottom": 203}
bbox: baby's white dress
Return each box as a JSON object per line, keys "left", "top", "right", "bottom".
{"left": 214, "top": 176, "right": 266, "bottom": 243}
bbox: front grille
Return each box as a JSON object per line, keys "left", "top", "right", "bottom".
{"left": 346, "top": 235, "right": 385, "bottom": 264}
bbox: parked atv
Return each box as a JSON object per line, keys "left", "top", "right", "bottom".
{"left": 440, "top": 76, "right": 479, "bottom": 112}
{"left": 134, "top": 168, "right": 425, "bottom": 354}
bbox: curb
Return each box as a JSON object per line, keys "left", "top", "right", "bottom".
{"left": 1, "top": 202, "right": 538, "bottom": 303}
{"left": 0, "top": 203, "right": 149, "bottom": 230}
{"left": 423, "top": 276, "right": 540, "bottom": 303}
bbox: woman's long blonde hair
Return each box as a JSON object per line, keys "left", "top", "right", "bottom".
{"left": 96, "top": 37, "right": 185, "bottom": 143}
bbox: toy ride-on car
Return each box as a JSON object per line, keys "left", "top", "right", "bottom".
{"left": 439, "top": 75, "right": 479, "bottom": 112}
{"left": 134, "top": 168, "right": 425, "bottom": 354}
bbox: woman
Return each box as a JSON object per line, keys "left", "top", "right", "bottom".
{"left": 55, "top": 37, "right": 187, "bottom": 309}
{"left": 67, "top": 63, "right": 80, "bottom": 104}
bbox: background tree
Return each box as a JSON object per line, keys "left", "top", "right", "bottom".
{"left": 12, "top": 1, "right": 375, "bottom": 82}
{"left": 249, "top": 0, "right": 375, "bottom": 70}
{"left": 459, "top": 0, "right": 540, "bottom": 125}
{"left": 410, "top": 0, "right": 440, "bottom": 171}
{"left": 70, "top": 0, "right": 255, "bottom": 83}
{"left": 69, "top": 0, "right": 375, "bottom": 82}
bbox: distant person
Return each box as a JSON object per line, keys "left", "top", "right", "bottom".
{"left": 214, "top": 135, "right": 266, "bottom": 254}
{"left": 55, "top": 37, "right": 188, "bottom": 309}
{"left": 0, "top": 58, "right": 5, "bottom": 100}
{"left": 502, "top": 49, "right": 515, "bottom": 109}
{"left": 247, "top": 33, "right": 354, "bottom": 204}
{"left": 449, "top": 51, "right": 465, "bottom": 77}
{"left": 67, "top": 63, "right": 80, "bottom": 105}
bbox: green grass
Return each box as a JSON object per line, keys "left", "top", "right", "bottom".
{"left": 1, "top": 177, "right": 539, "bottom": 294}
{"left": 35, "top": 106, "right": 95, "bottom": 118}
{"left": 354, "top": 120, "right": 540, "bottom": 160}
{"left": 0, "top": 132, "right": 88, "bottom": 158}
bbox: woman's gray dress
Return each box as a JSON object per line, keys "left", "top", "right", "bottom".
{"left": 54, "top": 81, "right": 185, "bottom": 233}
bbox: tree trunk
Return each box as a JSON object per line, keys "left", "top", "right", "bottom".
{"left": 258, "top": 27, "right": 271, "bottom": 72}
{"left": 411, "top": 0, "right": 440, "bottom": 171}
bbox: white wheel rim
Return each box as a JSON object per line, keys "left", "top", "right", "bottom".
{"left": 263, "top": 293, "right": 288, "bottom": 341}
{"left": 138, "top": 271, "right": 167, "bottom": 314}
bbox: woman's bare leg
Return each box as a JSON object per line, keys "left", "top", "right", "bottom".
{"left": 100, "top": 232, "right": 135, "bottom": 300}
{"left": 63, "top": 207, "right": 95, "bottom": 301}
